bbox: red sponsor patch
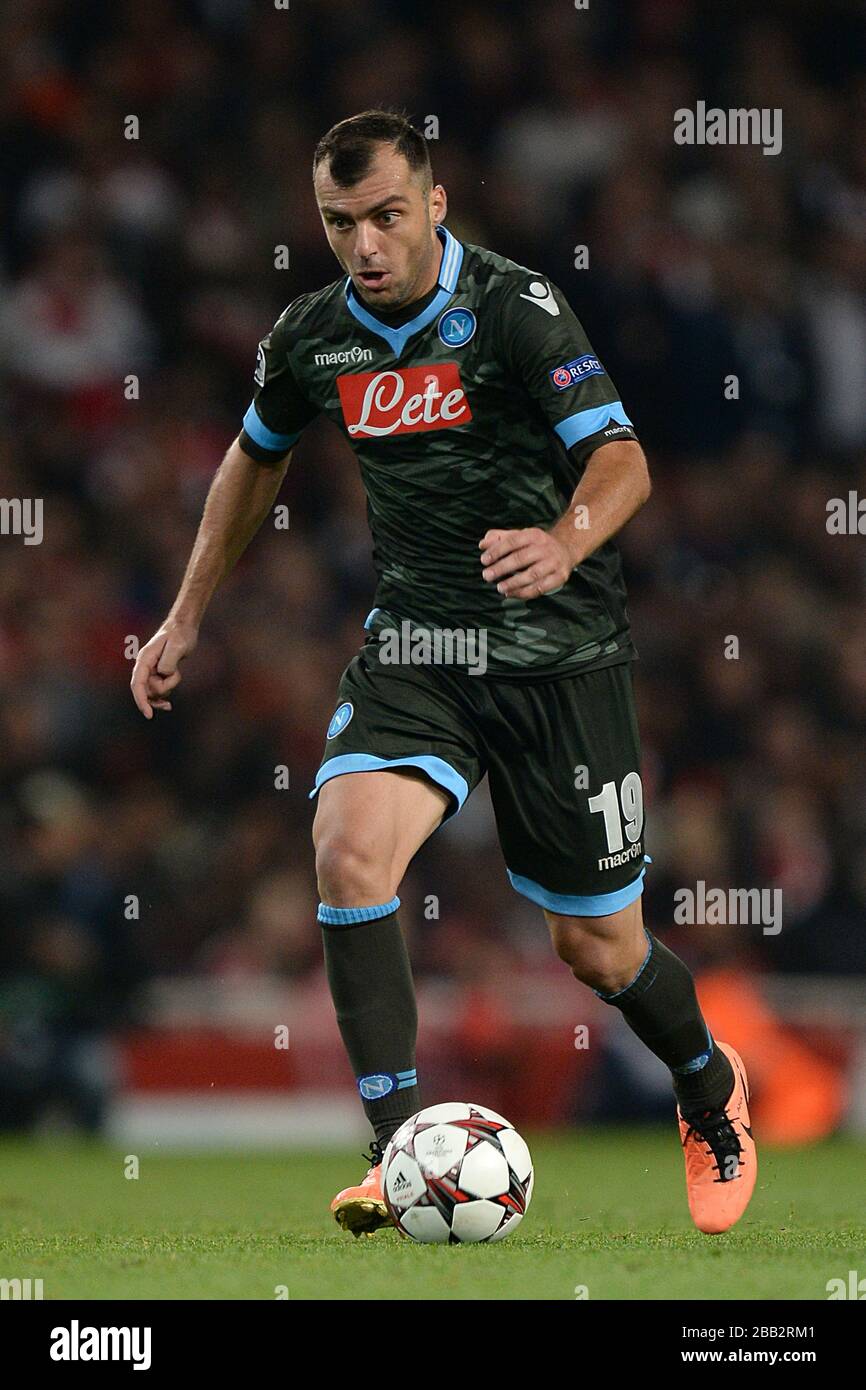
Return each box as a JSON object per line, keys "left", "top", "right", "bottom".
{"left": 337, "top": 363, "right": 472, "bottom": 438}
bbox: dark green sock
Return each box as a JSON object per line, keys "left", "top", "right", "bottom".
{"left": 597, "top": 929, "right": 735, "bottom": 1116}
{"left": 320, "top": 903, "right": 421, "bottom": 1148}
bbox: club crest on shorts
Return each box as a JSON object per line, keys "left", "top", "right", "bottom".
{"left": 437, "top": 308, "right": 476, "bottom": 347}
{"left": 326, "top": 701, "right": 354, "bottom": 739}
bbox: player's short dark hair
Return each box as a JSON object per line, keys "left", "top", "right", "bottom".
{"left": 313, "top": 109, "right": 432, "bottom": 190}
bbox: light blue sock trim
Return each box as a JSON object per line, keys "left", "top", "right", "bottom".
{"left": 318, "top": 897, "right": 400, "bottom": 925}
{"left": 671, "top": 1032, "right": 714, "bottom": 1075}
{"left": 594, "top": 927, "right": 654, "bottom": 1001}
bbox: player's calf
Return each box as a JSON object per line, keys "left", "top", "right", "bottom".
{"left": 546, "top": 901, "right": 735, "bottom": 1116}
{"left": 314, "top": 770, "right": 452, "bottom": 1233}
{"left": 546, "top": 899, "right": 755, "bottom": 1229}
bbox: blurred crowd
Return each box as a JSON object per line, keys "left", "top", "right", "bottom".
{"left": 0, "top": 0, "right": 864, "bottom": 1129}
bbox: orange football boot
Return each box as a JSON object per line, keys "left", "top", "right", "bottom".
{"left": 330, "top": 1143, "right": 395, "bottom": 1238}
{"left": 678, "top": 1042, "right": 757, "bottom": 1235}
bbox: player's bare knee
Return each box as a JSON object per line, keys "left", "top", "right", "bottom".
{"left": 545, "top": 908, "right": 643, "bottom": 993}
{"left": 315, "top": 834, "right": 395, "bottom": 907}
{"left": 547, "top": 921, "right": 618, "bottom": 988}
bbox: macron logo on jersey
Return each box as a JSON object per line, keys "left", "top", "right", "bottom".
{"left": 550, "top": 354, "right": 605, "bottom": 391}
{"left": 519, "top": 280, "right": 560, "bottom": 316}
{"left": 337, "top": 364, "right": 472, "bottom": 438}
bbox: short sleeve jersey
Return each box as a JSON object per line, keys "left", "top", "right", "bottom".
{"left": 240, "top": 225, "right": 640, "bottom": 678}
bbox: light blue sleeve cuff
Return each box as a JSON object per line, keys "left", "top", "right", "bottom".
{"left": 242, "top": 402, "right": 302, "bottom": 452}
{"left": 554, "top": 400, "right": 633, "bottom": 449}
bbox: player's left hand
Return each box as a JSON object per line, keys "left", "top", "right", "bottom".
{"left": 479, "top": 527, "right": 575, "bottom": 599}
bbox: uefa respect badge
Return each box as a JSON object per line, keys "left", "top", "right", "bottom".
{"left": 550, "top": 354, "right": 605, "bottom": 390}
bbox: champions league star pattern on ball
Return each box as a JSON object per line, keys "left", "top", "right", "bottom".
{"left": 239, "top": 224, "right": 640, "bottom": 678}
{"left": 381, "top": 1102, "right": 534, "bottom": 1244}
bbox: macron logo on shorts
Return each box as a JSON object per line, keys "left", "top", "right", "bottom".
{"left": 337, "top": 364, "right": 472, "bottom": 438}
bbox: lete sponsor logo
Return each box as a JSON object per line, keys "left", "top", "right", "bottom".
{"left": 337, "top": 364, "right": 472, "bottom": 438}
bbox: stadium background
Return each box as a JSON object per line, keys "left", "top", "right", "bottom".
{"left": 1, "top": 0, "right": 864, "bottom": 1159}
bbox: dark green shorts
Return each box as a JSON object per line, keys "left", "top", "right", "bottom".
{"left": 310, "top": 640, "right": 648, "bottom": 916}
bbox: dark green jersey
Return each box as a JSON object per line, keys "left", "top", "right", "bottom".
{"left": 239, "top": 224, "right": 641, "bottom": 679}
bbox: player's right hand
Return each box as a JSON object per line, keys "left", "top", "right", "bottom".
{"left": 130, "top": 622, "right": 198, "bottom": 719}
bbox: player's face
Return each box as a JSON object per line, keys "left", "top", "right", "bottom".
{"left": 315, "top": 145, "right": 446, "bottom": 310}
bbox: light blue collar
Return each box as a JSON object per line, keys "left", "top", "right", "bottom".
{"left": 343, "top": 224, "right": 464, "bottom": 359}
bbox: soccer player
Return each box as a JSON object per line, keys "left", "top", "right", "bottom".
{"left": 131, "top": 111, "right": 756, "bottom": 1238}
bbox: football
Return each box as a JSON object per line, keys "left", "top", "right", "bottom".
{"left": 382, "top": 1101, "right": 534, "bottom": 1243}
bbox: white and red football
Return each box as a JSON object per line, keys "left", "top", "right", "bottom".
{"left": 381, "top": 1101, "right": 534, "bottom": 1244}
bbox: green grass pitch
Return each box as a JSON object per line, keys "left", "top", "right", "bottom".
{"left": 1, "top": 1131, "right": 863, "bottom": 1300}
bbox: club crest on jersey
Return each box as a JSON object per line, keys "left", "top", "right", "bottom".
{"left": 550, "top": 354, "right": 605, "bottom": 390}
{"left": 337, "top": 364, "right": 472, "bottom": 438}
{"left": 437, "top": 307, "right": 476, "bottom": 347}
{"left": 326, "top": 701, "right": 353, "bottom": 738}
